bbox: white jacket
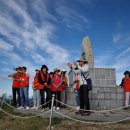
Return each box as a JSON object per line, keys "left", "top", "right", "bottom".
{"left": 72, "top": 64, "right": 89, "bottom": 86}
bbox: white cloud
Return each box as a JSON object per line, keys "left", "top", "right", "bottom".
{"left": 113, "top": 32, "right": 130, "bottom": 44}
{"left": 55, "top": 6, "right": 90, "bottom": 31}
{"left": 116, "top": 47, "right": 130, "bottom": 59}
{"left": 113, "top": 33, "right": 122, "bottom": 43}
{"left": 30, "top": 0, "right": 57, "bottom": 22}
{"left": 0, "top": 39, "right": 14, "bottom": 51}
{"left": 29, "top": 52, "right": 46, "bottom": 64}
{"left": 0, "top": 0, "right": 70, "bottom": 71}
{"left": 94, "top": 50, "right": 114, "bottom": 68}
{"left": 94, "top": 48, "right": 130, "bottom": 84}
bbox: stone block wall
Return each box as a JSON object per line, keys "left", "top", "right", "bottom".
{"left": 66, "top": 68, "right": 125, "bottom": 110}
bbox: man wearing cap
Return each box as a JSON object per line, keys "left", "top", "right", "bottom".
{"left": 68, "top": 58, "right": 90, "bottom": 116}
{"left": 8, "top": 67, "right": 22, "bottom": 107}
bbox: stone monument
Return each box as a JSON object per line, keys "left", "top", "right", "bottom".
{"left": 82, "top": 36, "right": 94, "bottom": 68}
{"left": 66, "top": 36, "right": 124, "bottom": 110}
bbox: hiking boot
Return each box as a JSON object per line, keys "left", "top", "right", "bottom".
{"left": 75, "top": 110, "right": 84, "bottom": 114}
{"left": 81, "top": 112, "right": 91, "bottom": 116}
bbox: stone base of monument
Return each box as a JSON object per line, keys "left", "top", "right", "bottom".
{"left": 67, "top": 68, "right": 125, "bottom": 110}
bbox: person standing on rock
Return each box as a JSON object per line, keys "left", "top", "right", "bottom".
{"left": 68, "top": 58, "right": 91, "bottom": 116}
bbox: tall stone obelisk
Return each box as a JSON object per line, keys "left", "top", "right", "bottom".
{"left": 82, "top": 36, "right": 94, "bottom": 68}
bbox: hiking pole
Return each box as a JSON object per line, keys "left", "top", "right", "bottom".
{"left": 48, "top": 94, "right": 55, "bottom": 130}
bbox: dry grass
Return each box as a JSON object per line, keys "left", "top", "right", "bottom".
{"left": 0, "top": 105, "right": 130, "bottom": 130}
{"left": 53, "top": 120, "right": 130, "bottom": 130}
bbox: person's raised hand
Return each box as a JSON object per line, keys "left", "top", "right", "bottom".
{"left": 68, "top": 63, "right": 72, "bottom": 69}
{"left": 74, "top": 62, "right": 78, "bottom": 67}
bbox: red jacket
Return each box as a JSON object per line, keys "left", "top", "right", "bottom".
{"left": 73, "top": 74, "right": 80, "bottom": 90}
{"left": 122, "top": 78, "right": 130, "bottom": 92}
{"left": 33, "top": 74, "right": 44, "bottom": 90}
{"left": 51, "top": 74, "right": 62, "bottom": 91}
{"left": 20, "top": 73, "right": 29, "bottom": 87}
{"left": 12, "top": 73, "right": 21, "bottom": 88}
{"left": 61, "top": 75, "right": 68, "bottom": 89}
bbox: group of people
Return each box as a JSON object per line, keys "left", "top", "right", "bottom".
{"left": 8, "top": 58, "right": 130, "bottom": 116}
{"left": 8, "top": 65, "right": 68, "bottom": 111}
{"left": 8, "top": 58, "right": 93, "bottom": 116}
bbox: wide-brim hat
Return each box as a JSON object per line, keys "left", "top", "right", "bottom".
{"left": 41, "top": 65, "right": 48, "bottom": 71}
{"left": 54, "top": 68, "right": 60, "bottom": 72}
{"left": 77, "top": 58, "right": 88, "bottom": 64}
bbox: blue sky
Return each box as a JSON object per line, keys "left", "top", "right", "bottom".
{"left": 0, "top": 0, "right": 130, "bottom": 96}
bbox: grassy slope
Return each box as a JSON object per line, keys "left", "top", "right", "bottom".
{"left": 0, "top": 105, "right": 130, "bottom": 130}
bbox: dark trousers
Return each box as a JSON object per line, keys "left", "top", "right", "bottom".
{"left": 40, "top": 89, "right": 45, "bottom": 108}
{"left": 52, "top": 91, "right": 61, "bottom": 107}
{"left": 80, "top": 85, "right": 90, "bottom": 110}
{"left": 45, "top": 88, "right": 52, "bottom": 108}
{"left": 12, "top": 88, "right": 21, "bottom": 107}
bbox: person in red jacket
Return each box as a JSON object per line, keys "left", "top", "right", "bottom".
{"left": 31, "top": 69, "right": 43, "bottom": 109}
{"left": 119, "top": 71, "right": 130, "bottom": 109}
{"left": 8, "top": 67, "right": 22, "bottom": 107}
{"left": 19, "top": 67, "right": 30, "bottom": 110}
{"left": 51, "top": 68, "right": 62, "bottom": 110}
{"left": 38, "top": 65, "right": 50, "bottom": 109}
